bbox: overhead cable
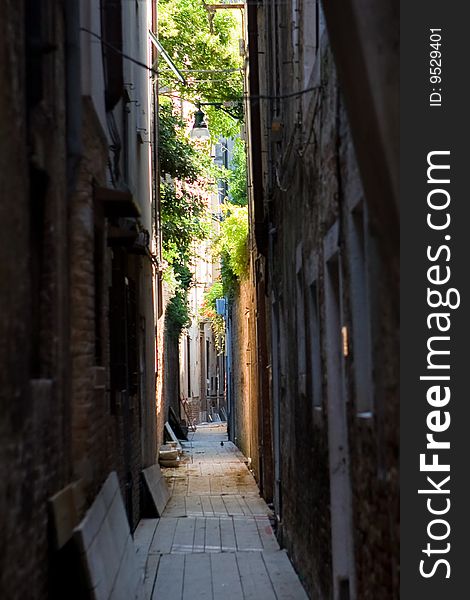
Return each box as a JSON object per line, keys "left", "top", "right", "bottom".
{"left": 80, "top": 28, "right": 320, "bottom": 102}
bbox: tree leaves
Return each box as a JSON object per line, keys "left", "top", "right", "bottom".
{"left": 213, "top": 204, "right": 249, "bottom": 299}
{"left": 158, "top": 0, "right": 244, "bottom": 139}
{"left": 227, "top": 138, "right": 248, "bottom": 206}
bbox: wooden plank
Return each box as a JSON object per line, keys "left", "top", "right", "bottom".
{"left": 73, "top": 494, "right": 107, "bottom": 554}
{"left": 142, "top": 464, "right": 170, "bottom": 516}
{"left": 98, "top": 516, "right": 121, "bottom": 590}
{"left": 219, "top": 517, "right": 237, "bottom": 552}
{"left": 172, "top": 517, "right": 196, "bottom": 553}
{"left": 183, "top": 553, "right": 212, "bottom": 600}
{"left": 204, "top": 517, "right": 221, "bottom": 552}
{"left": 152, "top": 553, "right": 185, "bottom": 600}
{"left": 110, "top": 535, "right": 143, "bottom": 600}
{"left": 134, "top": 519, "right": 159, "bottom": 552}
{"left": 72, "top": 471, "right": 148, "bottom": 600}
{"left": 236, "top": 551, "right": 277, "bottom": 600}
{"left": 49, "top": 482, "right": 81, "bottom": 550}
{"left": 108, "top": 493, "right": 131, "bottom": 561}
{"left": 143, "top": 554, "right": 160, "bottom": 600}
{"left": 101, "top": 472, "right": 120, "bottom": 509}
{"left": 85, "top": 533, "right": 110, "bottom": 598}
{"left": 149, "top": 517, "right": 178, "bottom": 554}
{"left": 164, "top": 421, "right": 183, "bottom": 449}
{"left": 126, "top": 532, "right": 145, "bottom": 600}
{"left": 211, "top": 553, "right": 243, "bottom": 600}
{"left": 262, "top": 550, "right": 309, "bottom": 600}
{"left": 233, "top": 517, "right": 263, "bottom": 551}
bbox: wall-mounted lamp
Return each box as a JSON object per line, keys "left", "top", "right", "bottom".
{"left": 190, "top": 107, "right": 211, "bottom": 141}
{"left": 190, "top": 100, "right": 243, "bottom": 141}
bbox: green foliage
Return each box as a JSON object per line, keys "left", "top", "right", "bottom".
{"left": 161, "top": 181, "right": 209, "bottom": 336}
{"left": 227, "top": 138, "right": 247, "bottom": 206}
{"left": 201, "top": 281, "right": 224, "bottom": 309}
{"left": 220, "top": 252, "right": 239, "bottom": 299}
{"left": 216, "top": 204, "right": 249, "bottom": 281}
{"left": 159, "top": 101, "right": 225, "bottom": 182}
{"left": 158, "top": 2, "right": 246, "bottom": 338}
{"left": 158, "top": 102, "right": 200, "bottom": 182}
{"left": 200, "top": 281, "right": 225, "bottom": 354}
{"left": 158, "top": 0, "right": 244, "bottom": 139}
{"left": 165, "top": 291, "right": 190, "bottom": 339}
{"left": 204, "top": 105, "right": 241, "bottom": 144}
{"left": 161, "top": 182, "right": 208, "bottom": 260}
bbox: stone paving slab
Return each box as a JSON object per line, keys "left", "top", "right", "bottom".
{"left": 134, "top": 425, "right": 308, "bottom": 599}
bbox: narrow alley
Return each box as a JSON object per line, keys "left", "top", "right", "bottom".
{"left": 135, "top": 425, "right": 308, "bottom": 599}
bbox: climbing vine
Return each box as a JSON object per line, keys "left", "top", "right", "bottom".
{"left": 200, "top": 281, "right": 226, "bottom": 354}
{"left": 159, "top": 103, "right": 213, "bottom": 339}
{"left": 214, "top": 204, "right": 249, "bottom": 297}
{"left": 227, "top": 138, "right": 248, "bottom": 206}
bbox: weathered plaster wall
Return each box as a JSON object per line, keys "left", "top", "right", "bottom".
{"left": 229, "top": 277, "right": 260, "bottom": 480}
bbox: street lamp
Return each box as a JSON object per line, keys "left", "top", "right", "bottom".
{"left": 190, "top": 100, "right": 243, "bottom": 140}
{"left": 190, "top": 107, "right": 211, "bottom": 140}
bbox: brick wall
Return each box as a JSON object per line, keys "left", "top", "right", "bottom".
{"left": 69, "top": 99, "right": 111, "bottom": 501}
{"left": 244, "top": 3, "right": 399, "bottom": 598}
{"left": 0, "top": 3, "right": 72, "bottom": 597}
{"left": 0, "top": 3, "right": 159, "bottom": 596}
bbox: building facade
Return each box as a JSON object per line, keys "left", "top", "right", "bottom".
{"left": 0, "top": 1, "right": 161, "bottom": 597}
{"left": 238, "top": 1, "right": 399, "bottom": 599}
{"left": 179, "top": 138, "right": 228, "bottom": 427}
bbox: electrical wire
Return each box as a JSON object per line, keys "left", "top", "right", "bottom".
{"left": 80, "top": 27, "right": 158, "bottom": 76}
{"left": 252, "top": 86, "right": 321, "bottom": 101}
{"left": 80, "top": 28, "right": 320, "bottom": 103}
{"left": 159, "top": 86, "right": 321, "bottom": 104}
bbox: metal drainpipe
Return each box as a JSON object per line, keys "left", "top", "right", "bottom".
{"left": 65, "top": 0, "right": 82, "bottom": 193}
